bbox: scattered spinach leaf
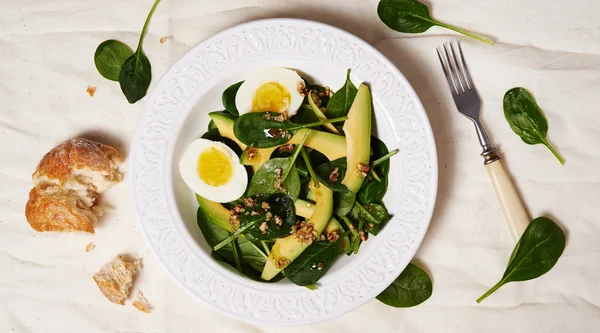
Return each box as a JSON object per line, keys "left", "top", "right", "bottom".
{"left": 222, "top": 81, "right": 243, "bottom": 116}
{"left": 118, "top": 0, "right": 162, "bottom": 103}
{"left": 94, "top": 40, "right": 134, "bottom": 81}
{"left": 377, "top": 0, "right": 493, "bottom": 45}
{"left": 503, "top": 87, "right": 565, "bottom": 165}
{"left": 477, "top": 217, "right": 566, "bottom": 303}
{"left": 376, "top": 263, "right": 433, "bottom": 307}
{"left": 233, "top": 111, "right": 346, "bottom": 148}
{"left": 327, "top": 69, "right": 357, "bottom": 120}
{"left": 284, "top": 234, "right": 347, "bottom": 286}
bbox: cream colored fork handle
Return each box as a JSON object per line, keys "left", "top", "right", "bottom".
{"left": 485, "top": 159, "right": 530, "bottom": 241}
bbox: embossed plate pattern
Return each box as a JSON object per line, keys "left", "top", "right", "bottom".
{"left": 130, "top": 18, "right": 437, "bottom": 325}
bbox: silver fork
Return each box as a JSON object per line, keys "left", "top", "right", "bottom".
{"left": 436, "top": 41, "right": 529, "bottom": 241}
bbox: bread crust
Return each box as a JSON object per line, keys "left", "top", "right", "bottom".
{"left": 25, "top": 187, "right": 96, "bottom": 233}
{"left": 32, "top": 138, "right": 123, "bottom": 188}
{"left": 93, "top": 256, "right": 141, "bottom": 305}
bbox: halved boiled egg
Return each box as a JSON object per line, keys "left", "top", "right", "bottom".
{"left": 179, "top": 138, "right": 247, "bottom": 203}
{"left": 235, "top": 68, "right": 306, "bottom": 119}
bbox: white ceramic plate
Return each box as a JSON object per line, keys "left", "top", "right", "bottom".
{"left": 130, "top": 18, "right": 437, "bottom": 326}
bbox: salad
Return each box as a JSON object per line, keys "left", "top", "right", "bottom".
{"left": 179, "top": 67, "right": 398, "bottom": 286}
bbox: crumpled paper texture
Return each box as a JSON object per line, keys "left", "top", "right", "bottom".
{"left": 1, "top": 0, "right": 599, "bottom": 332}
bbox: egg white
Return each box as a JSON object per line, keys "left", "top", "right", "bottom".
{"left": 179, "top": 138, "right": 247, "bottom": 203}
{"left": 235, "top": 68, "right": 305, "bottom": 118}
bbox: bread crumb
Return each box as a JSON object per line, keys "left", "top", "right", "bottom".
{"left": 86, "top": 85, "right": 96, "bottom": 97}
{"left": 159, "top": 36, "right": 171, "bottom": 44}
{"left": 93, "top": 255, "right": 141, "bottom": 305}
{"left": 85, "top": 242, "right": 95, "bottom": 252}
{"left": 132, "top": 291, "right": 151, "bottom": 313}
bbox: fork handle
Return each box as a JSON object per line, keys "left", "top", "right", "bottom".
{"left": 484, "top": 154, "right": 530, "bottom": 241}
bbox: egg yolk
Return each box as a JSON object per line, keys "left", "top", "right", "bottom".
{"left": 252, "top": 82, "right": 291, "bottom": 113}
{"left": 197, "top": 147, "right": 233, "bottom": 187}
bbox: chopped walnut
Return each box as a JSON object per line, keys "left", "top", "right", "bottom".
{"left": 243, "top": 197, "right": 256, "bottom": 207}
{"left": 317, "top": 262, "right": 324, "bottom": 271}
{"left": 245, "top": 212, "right": 250, "bottom": 216}
{"left": 274, "top": 167, "right": 286, "bottom": 193}
{"left": 274, "top": 215, "right": 283, "bottom": 226}
{"left": 265, "top": 211, "right": 273, "bottom": 222}
{"left": 229, "top": 213, "right": 240, "bottom": 227}
{"left": 268, "top": 128, "right": 290, "bottom": 139}
{"left": 261, "top": 202, "right": 271, "bottom": 210}
{"left": 320, "top": 234, "right": 327, "bottom": 241}
{"left": 359, "top": 230, "right": 368, "bottom": 241}
{"left": 232, "top": 204, "right": 243, "bottom": 214}
{"left": 327, "top": 231, "right": 340, "bottom": 242}
{"left": 250, "top": 210, "right": 261, "bottom": 216}
{"left": 297, "top": 82, "right": 308, "bottom": 96}
{"left": 279, "top": 144, "right": 294, "bottom": 153}
{"left": 259, "top": 221, "right": 269, "bottom": 234}
{"left": 263, "top": 112, "right": 272, "bottom": 120}
{"left": 357, "top": 163, "right": 370, "bottom": 177}
{"left": 329, "top": 167, "right": 340, "bottom": 183}
{"left": 294, "top": 222, "right": 317, "bottom": 244}
{"left": 273, "top": 114, "right": 286, "bottom": 122}
{"left": 367, "top": 223, "right": 374, "bottom": 230}
{"left": 274, "top": 258, "right": 291, "bottom": 269}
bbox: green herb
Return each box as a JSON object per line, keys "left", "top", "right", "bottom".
{"left": 284, "top": 231, "right": 349, "bottom": 286}
{"left": 94, "top": 40, "right": 134, "bottom": 81}
{"left": 247, "top": 134, "right": 309, "bottom": 200}
{"left": 376, "top": 263, "right": 433, "bottom": 307}
{"left": 118, "top": 0, "right": 161, "bottom": 103}
{"left": 503, "top": 87, "right": 565, "bottom": 165}
{"left": 233, "top": 111, "right": 346, "bottom": 148}
{"left": 222, "top": 81, "right": 243, "bottom": 116}
{"left": 377, "top": 0, "right": 493, "bottom": 45}
{"left": 477, "top": 217, "right": 566, "bottom": 303}
{"left": 231, "top": 238, "right": 242, "bottom": 271}
{"left": 326, "top": 69, "right": 357, "bottom": 120}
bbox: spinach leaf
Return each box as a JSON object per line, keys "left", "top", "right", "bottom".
{"left": 208, "top": 119, "right": 217, "bottom": 131}
{"left": 326, "top": 69, "right": 357, "bottom": 120}
{"left": 197, "top": 207, "right": 234, "bottom": 261}
{"left": 118, "top": 0, "right": 161, "bottom": 103}
{"left": 334, "top": 190, "right": 356, "bottom": 217}
{"left": 222, "top": 81, "right": 243, "bottom": 116}
{"left": 237, "top": 194, "right": 296, "bottom": 240}
{"left": 503, "top": 87, "right": 565, "bottom": 165}
{"left": 247, "top": 134, "right": 307, "bottom": 200}
{"left": 94, "top": 40, "right": 133, "bottom": 81}
{"left": 349, "top": 202, "right": 391, "bottom": 236}
{"left": 284, "top": 237, "right": 346, "bottom": 286}
{"left": 377, "top": 0, "right": 493, "bottom": 45}
{"left": 236, "top": 234, "right": 267, "bottom": 271}
{"left": 477, "top": 217, "right": 566, "bottom": 303}
{"left": 358, "top": 137, "right": 391, "bottom": 204}
{"left": 212, "top": 251, "right": 285, "bottom": 283}
{"left": 376, "top": 263, "right": 433, "bottom": 307}
{"left": 233, "top": 111, "right": 346, "bottom": 148}
{"left": 293, "top": 104, "right": 320, "bottom": 125}
{"left": 315, "top": 157, "right": 349, "bottom": 193}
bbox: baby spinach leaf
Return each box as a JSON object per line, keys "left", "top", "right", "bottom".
{"left": 208, "top": 119, "right": 217, "bottom": 131}
{"left": 334, "top": 190, "right": 356, "bottom": 217}
{"left": 377, "top": 0, "right": 493, "bottom": 45}
{"left": 358, "top": 137, "right": 391, "bottom": 204}
{"left": 315, "top": 157, "right": 349, "bottom": 193}
{"left": 94, "top": 40, "right": 134, "bottom": 81}
{"left": 503, "top": 87, "right": 565, "bottom": 165}
{"left": 349, "top": 202, "right": 392, "bottom": 236}
{"left": 233, "top": 111, "right": 346, "bottom": 148}
{"left": 212, "top": 251, "right": 284, "bottom": 283}
{"left": 327, "top": 69, "right": 357, "bottom": 120}
{"left": 238, "top": 194, "right": 296, "bottom": 240}
{"left": 477, "top": 217, "right": 566, "bottom": 303}
{"left": 376, "top": 263, "right": 433, "bottom": 307}
{"left": 222, "top": 81, "right": 243, "bottom": 116}
{"left": 118, "top": 0, "right": 162, "bottom": 103}
{"left": 197, "top": 207, "right": 234, "bottom": 261}
{"left": 284, "top": 237, "right": 346, "bottom": 286}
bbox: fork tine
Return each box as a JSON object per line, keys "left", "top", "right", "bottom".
{"left": 449, "top": 42, "right": 468, "bottom": 93}
{"left": 457, "top": 41, "right": 473, "bottom": 91}
{"left": 442, "top": 44, "right": 461, "bottom": 95}
{"left": 436, "top": 48, "right": 458, "bottom": 96}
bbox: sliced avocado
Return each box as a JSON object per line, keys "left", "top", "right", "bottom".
{"left": 209, "top": 112, "right": 347, "bottom": 164}
{"left": 308, "top": 91, "right": 340, "bottom": 134}
{"left": 323, "top": 217, "right": 351, "bottom": 252}
{"left": 240, "top": 146, "right": 278, "bottom": 166}
{"left": 261, "top": 182, "right": 333, "bottom": 280}
{"left": 301, "top": 194, "right": 350, "bottom": 251}
{"left": 341, "top": 84, "right": 372, "bottom": 193}
{"left": 196, "top": 194, "right": 234, "bottom": 232}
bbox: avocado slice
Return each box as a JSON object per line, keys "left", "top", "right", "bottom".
{"left": 308, "top": 91, "right": 340, "bottom": 134}
{"left": 196, "top": 194, "right": 234, "bottom": 233}
{"left": 261, "top": 182, "right": 333, "bottom": 280}
{"left": 341, "top": 84, "right": 372, "bottom": 193}
{"left": 302, "top": 193, "right": 350, "bottom": 251}
{"left": 209, "top": 112, "right": 347, "bottom": 165}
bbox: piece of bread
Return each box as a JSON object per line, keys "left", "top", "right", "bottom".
{"left": 25, "top": 138, "right": 123, "bottom": 233}
{"left": 132, "top": 291, "right": 151, "bottom": 313}
{"left": 93, "top": 256, "right": 141, "bottom": 305}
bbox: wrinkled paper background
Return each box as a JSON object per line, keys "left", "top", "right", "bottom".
{"left": 1, "top": 0, "right": 599, "bottom": 332}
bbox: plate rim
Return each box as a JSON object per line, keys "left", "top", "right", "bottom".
{"left": 130, "top": 17, "right": 438, "bottom": 326}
